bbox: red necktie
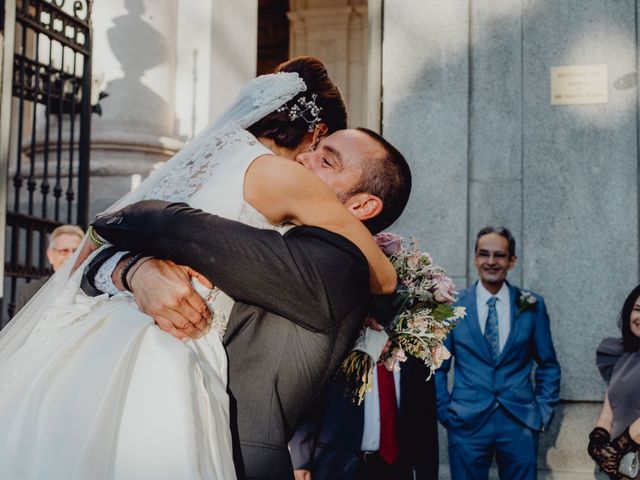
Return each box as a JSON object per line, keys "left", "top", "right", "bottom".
{"left": 377, "top": 363, "right": 400, "bottom": 465}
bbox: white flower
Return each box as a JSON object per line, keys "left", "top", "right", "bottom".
{"left": 453, "top": 306, "right": 467, "bottom": 319}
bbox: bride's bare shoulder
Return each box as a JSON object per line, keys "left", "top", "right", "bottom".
{"left": 244, "top": 154, "right": 333, "bottom": 225}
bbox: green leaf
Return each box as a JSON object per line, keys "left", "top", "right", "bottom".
{"left": 432, "top": 303, "right": 455, "bottom": 321}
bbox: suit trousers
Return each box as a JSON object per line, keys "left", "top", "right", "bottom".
{"left": 448, "top": 406, "right": 539, "bottom": 480}
{"left": 353, "top": 453, "right": 412, "bottom": 480}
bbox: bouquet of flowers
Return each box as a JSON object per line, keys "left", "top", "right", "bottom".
{"left": 336, "top": 232, "right": 466, "bottom": 405}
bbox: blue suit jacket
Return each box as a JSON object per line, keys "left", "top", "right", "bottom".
{"left": 290, "top": 357, "right": 438, "bottom": 480}
{"left": 435, "top": 282, "right": 561, "bottom": 433}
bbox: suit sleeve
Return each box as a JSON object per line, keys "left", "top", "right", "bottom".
{"left": 434, "top": 325, "right": 454, "bottom": 427}
{"left": 288, "top": 419, "right": 317, "bottom": 470}
{"left": 92, "top": 200, "right": 370, "bottom": 333}
{"left": 532, "top": 297, "right": 561, "bottom": 428}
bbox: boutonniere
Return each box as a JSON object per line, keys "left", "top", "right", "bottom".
{"left": 516, "top": 290, "right": 537, "bottom": 315}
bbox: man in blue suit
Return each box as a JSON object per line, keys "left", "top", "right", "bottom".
{"left": 290, "top": 356, "right": 438, "bottom": 480}
{"left": 435, "top": 226, "right": 561, "bottom": 480}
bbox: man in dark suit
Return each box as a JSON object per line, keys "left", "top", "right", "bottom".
{"left": 83, "top": 128, "right": 412, "bottom": 480}
{"left": 435, "top": 226, "right": 561, "bottom": 480}
{"left": 290, "top": 356, "right": 439, "bottom": 480}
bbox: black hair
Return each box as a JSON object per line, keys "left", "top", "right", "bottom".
{"left": 247, "top": 56, "right": 347, "bottom": 148}
{"left": 620, "top": 284, "right": 640, "bottom": 352}
{"left": 475, "top": 226, "right": 516, "bottom": 257}
{"left": 347, "top": 127, "right": 412, "bottom": 234}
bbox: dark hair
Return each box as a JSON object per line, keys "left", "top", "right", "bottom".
{"left": 343, "top": 127, "right": 412, "bottom": 234}
{"left": 475, "top": 226, "right": 516, "bottom": 257}
{"left": 247, "top": 56, "right": 347, "bottom": 148}
{"left": 620, "top": 285, "right": 640, "bottom": 352}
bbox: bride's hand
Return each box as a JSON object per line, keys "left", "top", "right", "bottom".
{"left": 128, "top": 258, "right": 214, "bottom": 340}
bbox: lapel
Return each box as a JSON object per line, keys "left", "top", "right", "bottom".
{"left": 495, "top": 282, "right": 519, "bottom": 365}
{"left": 399, "top": 363, "right": 409, "bottom": 415}
{"left": 464, "top": 282, "right": 494, "bottom": 362}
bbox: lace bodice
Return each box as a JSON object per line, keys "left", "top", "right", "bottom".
{"left": 142, "top": 126, "right": 261, "bottom": 205}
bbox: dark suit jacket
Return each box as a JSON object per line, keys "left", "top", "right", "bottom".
{"left": 14, "top": 276, "right": 49, "bottom": 315}
{"left": 89, "top": 200, "right": 371, "bottom": 480}
{"left": 289, "top": 356, "right": 439, "bottom": 480}
{"left": 435, "top": 282, "right": 561, "bottom": 434}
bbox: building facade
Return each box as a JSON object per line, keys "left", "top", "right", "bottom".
{"left": 3, "top": 0, "right": 637, "bottom": 477}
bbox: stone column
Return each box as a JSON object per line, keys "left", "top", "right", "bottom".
{"left": 175, "top": 0, "right": 214, "bottom": 140}
{"left": 288, "top": 1, "right": 367, "bottom": 128}
{"left": 209, "top": 0, "right": 258, "bottom": 120}
{"left": 90, "top": 0, "right": 259, "bottom": 217}
{"left": 90, "top": 0, "right": 182, "bottom": 216}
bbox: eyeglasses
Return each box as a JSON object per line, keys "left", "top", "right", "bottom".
{"left": 51, "top": 248, "right": 77, "bottom": 255}
{"left": 475, "top": 251, "right": 509, "bottom": 260}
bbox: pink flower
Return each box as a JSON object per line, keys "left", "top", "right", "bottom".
{"left": 431, "top": 327, "right": 447, "bottom": 341}
{"left": 430, "top": 344, "right": 451, "bottom": 368}
{"left": 375, "top": 232, "right": 404, "bottom": 256}
{"left": 383, "top": 347, "right": 407, "bottom": 371}
{"left": 432, "top": 274, "right": 457, "bottom": 304}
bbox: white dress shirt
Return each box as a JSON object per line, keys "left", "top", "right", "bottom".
{"left": 360, "top": 366, "right": 401, "bottom": 451}
{"left": 476, "top": 282, "right": 511, "bottom": 353}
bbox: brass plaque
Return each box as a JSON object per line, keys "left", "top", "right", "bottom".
{"left": 550, "top": 64, "right": 608, "bottom": 105}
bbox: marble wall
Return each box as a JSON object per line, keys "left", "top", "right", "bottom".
{"left": 383, "top": 0, "right": 638, "bottom": 476}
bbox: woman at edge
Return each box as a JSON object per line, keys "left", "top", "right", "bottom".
{"left": 0, "top": 57, "right": 406, "bottom": 479}
{"left": 589, "top": 284, "right": 640, "bottom": 478}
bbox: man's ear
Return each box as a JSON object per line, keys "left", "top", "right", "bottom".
{"left": 508, "top": 255, "right": 518, "bottom": 271}
{"left": 344, "top": 192, "right": 383, "bottom": 221}
{"left": 312, "top": 123, "right": 329, "bottom": 145}
{"left": 46, "top": 248, "right": 55, "bottom": 267}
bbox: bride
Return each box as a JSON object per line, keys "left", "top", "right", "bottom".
{"left": 0, "top": 57, "right": 399, "bottom": 479}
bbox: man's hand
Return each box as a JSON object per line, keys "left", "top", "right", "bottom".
{"left": 364, "top": 315, "right": 384, "bottom": 332}
{"left": 127, "top": 258, "right": 213, "bottom": 340}
{"left": 293, "top": 470, "right": 311, "bottom": 480}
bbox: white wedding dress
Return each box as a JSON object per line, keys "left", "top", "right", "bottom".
{"left": 0, "top": 72, "right": 306, "bottom": 479}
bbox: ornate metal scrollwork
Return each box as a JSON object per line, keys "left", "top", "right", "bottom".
{"left": 4, "top": 0, "right": 94, "bottom": 321}
{"left": 38, "top": 0, "right": 93, "bottom": 23}
{"left": 72, "top": 0, "right": 91, "bottom": 21}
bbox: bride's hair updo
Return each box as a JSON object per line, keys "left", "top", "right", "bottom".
{"left": 247, "top": 56, "right": 347, "bottom": 148}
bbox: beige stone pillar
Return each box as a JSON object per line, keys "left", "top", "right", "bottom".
{"left": 209, "top": 0, "right": 259, "bottom": 121}
{"left": 90, "top": 0, "right": 182, "bottom": 215}
{"left": 288, "top": 1, "right": 368, "bottom": 128}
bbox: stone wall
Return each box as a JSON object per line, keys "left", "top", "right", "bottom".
{"left": 383, "top": 0, "right": 638, "bottom": 477}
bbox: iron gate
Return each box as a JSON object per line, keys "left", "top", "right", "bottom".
{"left": 1, "top": 0, "right": 93, "bottom": 322}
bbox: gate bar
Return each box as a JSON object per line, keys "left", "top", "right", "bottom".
{"left": 0, "top": 0, "right": 16, "bottom": 319}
